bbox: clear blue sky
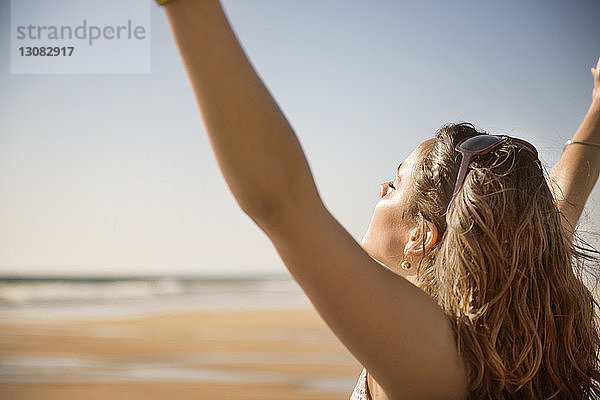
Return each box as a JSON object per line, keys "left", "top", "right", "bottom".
{"left": 1, "top": 0, "right": 599, "bottom": 276}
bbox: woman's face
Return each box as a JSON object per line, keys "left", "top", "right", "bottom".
{"left": 361, "top": 139, "right": 434, "bottom": 276}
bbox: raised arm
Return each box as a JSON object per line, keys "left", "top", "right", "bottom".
{"left": 549, "top": 57, "right": 600, "bottom": 234}
{"left": 163, "top": 0, "right": 320, "bottom": 220}
{"left": 162, "top": 1, "right": 467, "bottom": 398}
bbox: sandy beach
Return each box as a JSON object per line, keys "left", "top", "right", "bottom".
{"left": 0, "top": 307, "right": 362, "bottom": 400}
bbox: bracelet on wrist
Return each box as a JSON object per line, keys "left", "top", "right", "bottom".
{"left": 155, "top": 0, "right": 176, "bottom": 6}
{"left": 563, "top": 139, "right": 600, "bottom": 152}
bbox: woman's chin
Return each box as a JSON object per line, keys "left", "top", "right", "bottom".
{"left": 360, "top": 230, "right": 370, "bottom": 249}
{"left": 360, "top": 234, "right": 379, "bottom": 261}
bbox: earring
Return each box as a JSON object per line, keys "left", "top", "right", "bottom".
{"left": 401, "top": 253, "right": 411, "bottom": 270}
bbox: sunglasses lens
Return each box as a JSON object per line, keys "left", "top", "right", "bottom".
{"left": 457, "top": 135, "right": 504, "bottom": 152}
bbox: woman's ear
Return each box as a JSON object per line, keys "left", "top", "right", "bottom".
{"left": 403, "top": 219, "right": 438, "bottom": 256}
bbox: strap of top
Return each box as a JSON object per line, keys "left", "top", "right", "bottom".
{"left": 349, "top": 368, "right": 371, "bottom": 400}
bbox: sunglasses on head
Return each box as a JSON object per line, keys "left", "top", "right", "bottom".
{"left": 446, "top": 134, "right": 538, "bottom": 212}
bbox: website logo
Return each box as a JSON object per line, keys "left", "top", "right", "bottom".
{"left": 10, "top": 0, "right": 151, "bottom": 74}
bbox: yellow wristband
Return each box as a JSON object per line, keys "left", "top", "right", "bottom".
{"left": 563, "top": 139, "right": 600, "bottom": 152}
{"left": 155, "top": 0, "right": 176, "bottom": 5}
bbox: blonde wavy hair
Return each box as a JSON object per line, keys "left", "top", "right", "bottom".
{"left": 407, "top": 122, "right": 600, "bottom": 398}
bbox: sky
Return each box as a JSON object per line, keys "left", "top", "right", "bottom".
{"left": 1, "top": 0, "right": 599, "bottom": 277}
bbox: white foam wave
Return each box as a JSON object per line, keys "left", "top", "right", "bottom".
{"left": 0, "top": 279, "right": 184, "bottom": 304}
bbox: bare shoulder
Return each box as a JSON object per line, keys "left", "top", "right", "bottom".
{"left": 256, "top": 200, "right": 469, "bottom": 399}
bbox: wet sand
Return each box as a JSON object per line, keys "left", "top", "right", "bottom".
{"left": 0, "top": 308, "right": 362, "bottom": 399}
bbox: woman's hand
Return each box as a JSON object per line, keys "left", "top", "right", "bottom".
{"left": 592, "top": 56, "right": 600, "bottom": 103}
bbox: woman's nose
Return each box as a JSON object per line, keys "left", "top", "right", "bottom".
{"left": 379, "top": 181, "right": 391, "bottom": 198}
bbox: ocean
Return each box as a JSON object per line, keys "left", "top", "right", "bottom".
{"left": 0, "top": 275, "right": 360, "bottom": 395}
{"left": 0, "top": 274, "right": 311, "bottom": 321}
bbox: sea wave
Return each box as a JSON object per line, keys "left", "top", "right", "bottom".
{"left": 0, "top": 279, "right": 185, "bottom": 304}
{"left": 0, "top": 275, "right": 310, "bottom": 320}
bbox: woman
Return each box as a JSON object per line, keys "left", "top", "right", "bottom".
{"left": 158, "top": 0, "right": 600, "bottom": 398}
